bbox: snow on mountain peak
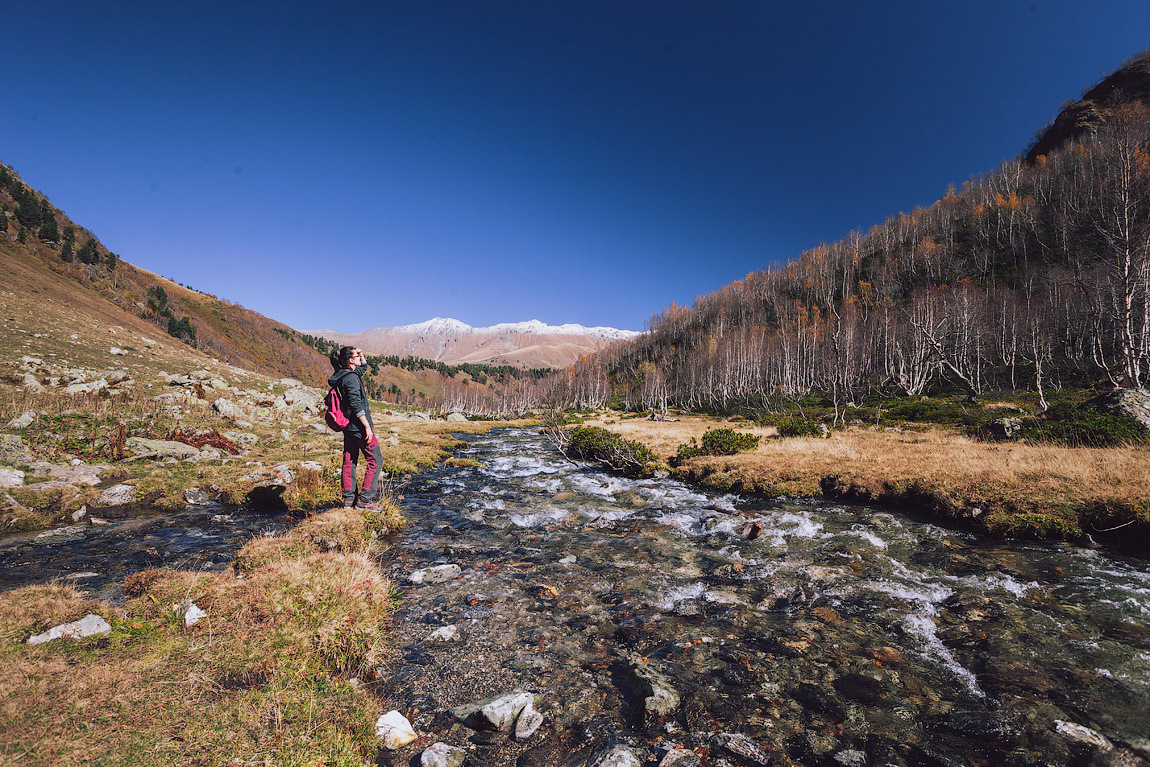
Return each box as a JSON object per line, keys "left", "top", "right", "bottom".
{"left": 395, "top": 317, "right": 639, "bottom": 339}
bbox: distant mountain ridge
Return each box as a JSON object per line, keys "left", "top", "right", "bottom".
{"left": 309, "top": 317, "right": 641, "bottom": 368}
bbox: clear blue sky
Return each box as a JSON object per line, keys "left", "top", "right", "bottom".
{"left": 2, "top": 1, "right": 1148, "bottom": 333}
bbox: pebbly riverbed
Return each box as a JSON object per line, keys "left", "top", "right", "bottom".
{"left": 2, "top": 426, "right": 1148, "bottom": 766}
{"left": 379, "top": 427, "right": 1150, "bottom": 767}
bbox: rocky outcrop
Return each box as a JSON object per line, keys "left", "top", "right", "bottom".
{"left": 1084, "top": 388, "right": 1150, "bottom": 431}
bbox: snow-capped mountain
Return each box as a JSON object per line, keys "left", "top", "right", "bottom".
{"left": 308, "top": 318, "right": 641, "bottom": 368}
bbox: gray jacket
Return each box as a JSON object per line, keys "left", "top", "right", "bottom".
{"left": 327, "top": 365, "right": 373, "bottom": 438}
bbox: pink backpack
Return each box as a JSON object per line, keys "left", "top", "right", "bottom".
{"left": 323, "top": 386, "right": 349, "bottom": 431}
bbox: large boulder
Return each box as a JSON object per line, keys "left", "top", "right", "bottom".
{"left": 0, "top": 435, "right": 34, "bottom": 465}
{"left": 6, "top": 410, "right": 36, "bottom": 429}
{"left": 99, "top": 484, "right": 137, "bottom": 506}
{"left": 283, "top": 387, "right": 322, "bottom": 412}
{"left": 1084, "top": 388, "right": 1150, "bottom": 431}
{"left": 0, "top": 468, "right": 25, "bottom": 488}
{"left": 125, "top": 437, "right": 201, "bottom": 461}
{"left": 211, "top": 398, "right": 243, "bottom": 419}
{"left": 982, "top": 416, "right": 1024, "bottom": 441}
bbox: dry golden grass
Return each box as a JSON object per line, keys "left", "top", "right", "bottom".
{"left": 583, "top": 413, "right": 1150, "bottom": 543}
{"left": 0, "top": 501, "right": 405, "bottom": 766}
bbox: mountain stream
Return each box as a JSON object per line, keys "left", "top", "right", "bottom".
{"left": 2, "top": 427, "right": 1148, "bottom": 766}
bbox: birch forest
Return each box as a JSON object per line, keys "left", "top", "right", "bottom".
{"left": 540, "top": 98, "right": 1150, "bottom": 419}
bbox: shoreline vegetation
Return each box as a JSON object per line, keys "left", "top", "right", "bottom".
{"left": 573, "top": 411, "right": 1150, "bottom": 555}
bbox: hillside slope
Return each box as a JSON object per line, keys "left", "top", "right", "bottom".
{"left": 1026, "top": 49, "right": 1150, "bottom": 162}
{"left": 0, "top": 162, "right": 331, "bottom": 386}
{"left": 551, "top": 54, "right": 1150, "bottom": 415}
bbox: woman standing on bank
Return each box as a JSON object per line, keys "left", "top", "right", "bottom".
{"left": 328, "top": 346, "right": 382, "bottom": 509}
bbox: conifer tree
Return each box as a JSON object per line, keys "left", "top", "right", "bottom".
{"left": 38, "top": 216, "right": 59, "bottom": 243}
{"left": 76, "top": 238, "right": 99, "bottom": 264}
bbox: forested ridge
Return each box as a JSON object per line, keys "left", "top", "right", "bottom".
{"left": 546, "top": 54, "right": 1150, "bottom": 419}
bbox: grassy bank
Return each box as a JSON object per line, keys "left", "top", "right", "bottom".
{"left": 583, "top": 413, "right": 1150, "bottom": 551}
{"left": 0, "top": 502, "right": 406, "bottom": 766}
{"left": 0, "top": 380, "right": 524, "bottom": 532}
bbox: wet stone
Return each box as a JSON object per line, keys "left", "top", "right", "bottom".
{"left": 711, "top": 733, "right": 771, "bottom": 765}
{"left": 832, "top": 672, "right": 891, "bottom": 705}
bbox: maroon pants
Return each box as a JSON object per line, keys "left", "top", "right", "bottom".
{"left": 341, "top": 433, "right": 382, "bottom": 506}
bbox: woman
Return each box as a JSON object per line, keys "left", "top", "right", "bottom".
{"left": 327, "top": 346, "right": 382, "bottom": 509}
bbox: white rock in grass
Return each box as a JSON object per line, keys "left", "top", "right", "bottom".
{"left": 176, "top": 599, "right": 207, "bottom": 626}
{"left": 28, "top": 614, "right": 111, "bottom": 645}
{"left": 377, "top": 710, "right": 418, "bottom": 750}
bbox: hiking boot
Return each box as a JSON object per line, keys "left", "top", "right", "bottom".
{"left": 359, "top": 501, "right": 382, "bottom": 511}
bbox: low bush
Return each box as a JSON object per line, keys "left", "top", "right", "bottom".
{"left": 1019, "top": 403, "right": 1147, "bottom": 447}
{"left": 561, "top": 426, "right": 659, "bottom": 476}
{"left": 775, "top": 417, "right": 828, "bottom": 438}
{"left": 881, "top": 398, "right": 985, "bottom": 427}
{"left": 674, "top": 428, "right": 761, "bottom": 464}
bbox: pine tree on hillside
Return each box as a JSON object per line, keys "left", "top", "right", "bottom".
{"left": 76, "top": 238, "right": 99, "bottom": 265}
{"left": 38, "top": 216, "right": 58, "bottom": 243}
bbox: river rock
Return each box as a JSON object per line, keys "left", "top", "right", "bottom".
{"left": 184, "top": 487, "right": 213, "bottom": 506}
{"left": 28, "top": 613, "right": 111, "bottom": 644}
{"left": 407, "top": 410, "right": 431, "bottom": 421}
{"left": 628, "top": 653, "right": 680, "bottom": 717}
{"left": 833, "top": 672, "right": 890, "bottom": 704}
{"left": 450, "top": 690, "right": 534, "bottom": 731}
{"left": 0, "top": 467, "right": 24, "bottom": 488}
{"left": 445, "top": 412, "right": 467, "bottom": 422}
{"left": 420, "top": 742, "right": 466, "bottom": 767}
{"left": 376, "top": 710, "right": 418, "bottom": 749}
{"left": 833, "top": 749, "right": 868, "bottom": 767}
{"left": 427, "top": 625, "right": 460, "bottom": 643}
{"left": 409, "top": 564, "right": 462, "bottom": 584}
{"left": 515, "top": 701, "right": 545, "bottom": 739}
{"left": 126, "top": 437, "right": 201, "bottom": 460}
{"left": 711, "top": 733, "right": 771, "bottom": 765}
{"left": 1054, "top": 720, "right": 1111, "bottom": 750}
{"left": 590, "top": 744, "right": 646, "bottom": 767}
{"left": 6, "top": 409, "right": 36, "bottom": 429}
{"left": 658, "top": 749, "right": 702, "bottom": 767}
{"left": 99, "top": 484, "right": 136, "bottom": 506}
